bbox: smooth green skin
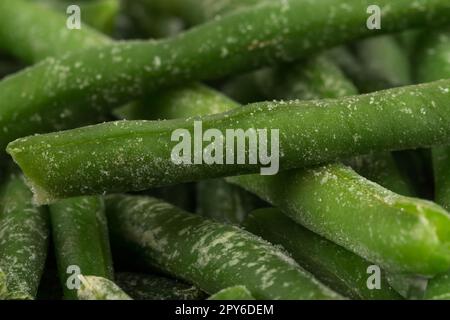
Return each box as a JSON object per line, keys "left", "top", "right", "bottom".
{"left": 115, "top": 272, "right": 205, "bottom": 300}
{"left": 244, "top": 208, "right": 402, "bottom": 300}
{"left": 0, "top": 172, "right": 49, "bottom": 299}
{"left": 228, "top": 164, "right": 450, "bottom": 276}
{"left": 9, "top": 79, "right": 450, "bottom": 203}
{"left": 105, "top": 195, "right": 343, "bottom": 300}
{"left": 2, "top": 0, "right": 450, "bottom": 149}
{"left": 49, "top": 196, "right": 114, "bottom": 300}
{"left": 208, "top": 286, "right": 255, "bottom": 300}
{"left": 416, "top": 29, "right": 450, "bottom": 300}
{"left": 0, "top": 0, "right": 110, "bottom": 64}
{"left": 77, "top": 275, "right": 132, "bottom": 300}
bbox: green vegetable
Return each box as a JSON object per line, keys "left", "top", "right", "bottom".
{"left": 223, "top": 55, "right": 358, "bottom": 103}
{"left": 2, "top": 0, "right": 450, "bottom": 149}
{"left": 0, "top": 0, "right": 110, "bottom": 63}
{"left": 105, "top": 194, "right": 343, "bottom": 300}
{"left": 348, "top": 152, "right": 415, "bottom": 196}
{"left": 0, "top": 171, "right": 49, "bottom": 299}
{"left": 208, "top": 286, "right": 255, "bottom": 300}
{"left": 243, "top": 208, "right": 402, "bottom": 299}
{"left": 424, "top": 273, "right": 450, "bottom": 300}
{"left": 416, "top": 29, "right": 450, "bottom": 300}
{"left": 117, "top": 83, "right": 262, "bottom": 224}
{"left": 115, "top": 83, "right": 239, "bottom": 121}
{"left": 385, "top": 273, "right": 427, "bottom": 300}
{"left": 120, "top": 0, "right": 185, "bottom": 39}
{"left": 352, "top": 35, "right": 412, "bottom": 91}
{"left": 196, "top": 179, "right": 264, "bottom": 224}
{"left": 77, "top": 275, "right": 132, "bottom": 300}
{"left": 228, "top": 164, "right": 450, "bottom": 276}
{"left": 9, "top": 79, "right": 450, "bottom": 203}
{"left": 49, "top": 196, "right": 114, "bottom": 300}
{"left": 39, "top": 0, "right": 120, "bottom": 36}
{"left": 115, "top": 272, "right": 205, "bottom": 300}
{"left": 137, "top": 0, "right": 270, "bottom": 26}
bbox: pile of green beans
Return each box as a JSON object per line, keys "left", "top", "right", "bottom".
{"left": 1, "top": 0, "right": 450, "bottom": 302}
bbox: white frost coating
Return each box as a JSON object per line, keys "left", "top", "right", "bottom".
{"left": 77, "top": 275, "right": 132, "bottom": 300}
{"left": 107, "top": 195, "right": 342, "bottom": 300}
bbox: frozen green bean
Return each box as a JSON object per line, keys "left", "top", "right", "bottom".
{"left": 38, "top": 0, "right": 120, "bottom": 36}
{"left": 416, "top": 29, "right": 450, "bottom": 300}
{"left": 208, "top": 286, "right": 255, "bottom": 300}
{"left": 9, "top": 79, "right": 450, "bottom": 203}
{"left": 116, "top": 83, "right": 261, "bottom": 224}
{"left": 77, "top": 275, "right": 132, "bottom": 300}
{"left": 243, "top": 208, "right": 402, "bottom": 299}
{"left": 49, "top": 196, "right": 114, "bottom": 300}
{"left": 0, "top": 0, "right": 110, "bottom": 63}
{"left": 105, "top": 194, "right": 342, "bottom": 300}
{"left": 115, "top": 272, "right": 205, "bottom": 300}
{"left": 2, "top": 0, "right": 450, "bottom": 149}
{"left": 348, "top": 152, "right": 415, "bottom": 196}
{"left": 0, "top": 171, "right": 49, "bottom": 299}
{"left": 353, "top": 35, "right": 412, "bottom": 91}
{"left": 424, "top": 273, "right": 450, "bottom": 300}
{"left": 228, "top": 164, "right": 450, "bottom": 276}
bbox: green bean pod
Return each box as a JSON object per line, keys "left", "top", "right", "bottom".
{"left": 416, "top": 29, "right": 450, "bottom": 300}
{"left": 0, "top": 172, "right": 49, "bottom": 299}
{"left": 138, "top": 0, "right": 271, "bottom": 26}
{"left": 221, "top": 54, "right": 410, "bottom": 195}
{"left": 9, "top": 79, "right": 450, "bottom": 203}
{"left": 228, "top": 164, "right": 450, "bottom": 276}
{"left": 208, "top": 286, "right": 255, "bottom": 300}
{"left": 424, "top": 273, "right": 450, "bottom": 300}
{"left": 0, "top": 0, "right": 110, "bottom": 63}
{"left": 49, "top": 196, "right": 114, "bottom": 299}
{"left": 77, "top": 275, "right": 132, "bottom": 300}
{"left": 352, "top": 35, "right": 412, "bottom": 91}
{"left": 2, "top": 0, "right": 450, "bottom": 148}
{"left": 105, "top": 194, "right": 343, "bottom": 300}
{"left": 243, "top": 208, "right": 402, "bottom": 300}
{"left": 38, "top": 0, "right": 120, "bottom": 36}
{"left": 115, "top": 272, "right": 205, "bottom": 300}
{"left": 115, "top": 83, "right": 239, "bottom": 121}
{"left": 348, "top": 152, "right": 415, "bottom": 196}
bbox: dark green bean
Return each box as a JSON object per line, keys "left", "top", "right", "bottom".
{"left": 0, "top": 171, "right": 49, "bottom": 299}
{"left": 105, "top": 194, "right": 343, "bottom": 299}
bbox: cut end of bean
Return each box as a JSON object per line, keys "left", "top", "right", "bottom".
{"left": 77, "top": 275, "right": 132, "bottom": 300}
{"left": 7, "top": 143, "right": 55, "bottom": 205}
